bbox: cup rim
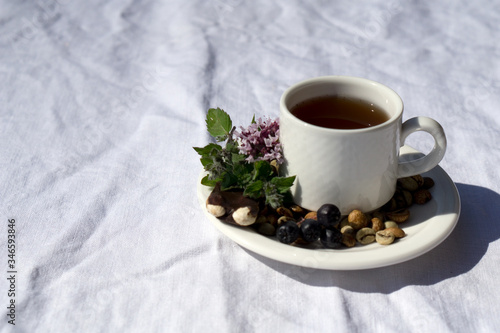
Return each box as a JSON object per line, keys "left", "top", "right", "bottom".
{"left": 280, "top": 75, "right": 404, "bottom": 133}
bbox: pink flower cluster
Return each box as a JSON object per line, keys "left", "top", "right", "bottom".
{"left": 235, "top": 117, "right": 283, "bottom": 164}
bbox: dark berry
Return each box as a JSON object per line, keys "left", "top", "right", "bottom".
{"left": 276, "top": 221, "right": 300, "bottom": 244}
{"left": 299, "top": 219, "right": 321, "bottom": 242}
{"left": 317, "top": 204, "right": 341, "bottom": 226}
{"left": 320, "top": 227, "right": 342, "bottom": 249}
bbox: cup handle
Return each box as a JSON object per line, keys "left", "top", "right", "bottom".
{"left": 397, "top": 117, "right": 447, "bottom": 178}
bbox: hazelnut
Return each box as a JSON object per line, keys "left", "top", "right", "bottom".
{"left": 414, "top": 189, "right": 432, "bottom": 204}
{"left": 290, "top": 205, "right": 306, "bottom": 215}
{"left": 371, "top": 211, "right": 385, "bottom": 222}
{"left": 356, "top": 228, "right": 376, "bottom": 245}
{"left": 384, "top": 227, "right": 406, "bottom": 238}
{"left": 348, "top": 209, "right": 368, "bottom": 230}
{"left": 411, "top": 174, "right": 425, "bottom": 187}
{"left": 340, "top": 225, "right": 355, "bottom": 235}
{"left": 342, "top": 233, "right": 357, "bottom": 247}
{"left": 256, "top": 223, "right": 275, "bottom": 236}
{"left": 276, "top": 206, "right": 293, "bottom": 217}
{"left": 232, "top": 207, "right": 257, "bottom": 226}
{"left": 304, "top": 211, "right": 317, "bottom": 220}
{"left": 398, "top": 177, "right": 419, "bottom": 192}
{"left": 385, "top": 209, "right": 410, "bottom": 223}
{"left": 277, "top": 216, "right": 295, "bottom": 226}
{"left": 339, "top": 216, "right": 349, "bottom": 229}
{"left": 423, "top": 177, "right": 435, "bottom": 189}
{"left": 206, "top": 203, "right": 226, "bottom": 217}
{"left": 371, "top": 217, "right": 384, "bottom": 232}
{"left": 402, "top": 190, "right": 413, "bottom": 207}
{"left": 384, "top": 221, "right": 399, "bottom": 229}
{"left": 266, "top": 214, "right": 279, "bottom": 225}
{"left": 375, "top": 230, "right": 395, "bottom": 245}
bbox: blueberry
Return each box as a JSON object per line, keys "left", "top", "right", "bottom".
{"left": 300, "top": 219, "right": 321, "bottom": 242}
{"left": 320, "top": 227, "right": 342, "bottom": 249}
{"left": 276, "top": 221, "right": 300, "bottom": 244}
{"left": 317, "top": 204, "right": 341, "bottom": 226}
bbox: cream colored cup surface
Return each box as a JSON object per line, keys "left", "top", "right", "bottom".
{"left": 279, "top": 76, "right": 446, "bottom": 214}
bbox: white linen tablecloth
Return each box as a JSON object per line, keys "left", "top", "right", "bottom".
{"left": 1, "top": 0, "right": 500, "bottom": 332}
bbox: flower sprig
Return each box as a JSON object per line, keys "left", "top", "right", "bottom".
{"left": 194, "top": 108, "right": 295, "bottom": 209}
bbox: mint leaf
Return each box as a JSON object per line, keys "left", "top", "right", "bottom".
{"left": 251, "top": 114, "right": 256, "bottom": 124}
{"left": 232, "top": 163, "right": 253, "bottom": 187}
{"left": 201, "top": 174, "right": 220, "bottom": 187}
{"left": 263, "top": 182, "right": 282, "bottom": 209}
{"left": 194, "top": 144, "right": 225, "bottom": 175}
{"left": 253, "top": 160, "right": 273, "bottom": 181}
{"left": 270, "top": 176, "right": 296, "bottom": 193}
{"left": 220, "top": 172, "right": 238, "bottom": 190}
{"left": 231, "top": 153, "right": 247, "bottom": 164}
{"left": 193, "top": 143, "right": 222, "bottom": 156}
{"left": 244, "top": 180, "right": 264, "bottom": 199}
{"left": 206, "top": 108, "right": 232, "bottom": 141}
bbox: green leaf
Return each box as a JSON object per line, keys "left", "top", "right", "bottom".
{"left": 231, "top": 153, "right": 247, "bottom": 164}
{"left": 251, "top": 114, "right": 256, "bottom": 124}
{"left": 200, "top": 157, "right": 213, "bottom": 167}
{"left": 193, "top": 143, "right": 222, "bottom": 156}
{"left": 200, "top": 174, "right": 219, "bottom": 187}
{"left": 220, "top": 172, "right": 238, "bottom": 190}
{"left": 253, "top": 161, "right": 273, "bottom": 181}
{"left": 206, "top": 108, "right": 232, "bottom": 141}
{"left": 232, "top": 163, "right": 253, "bottom": 187}
{"left": 244, "top": 180, "right": 264, "bottom": 199}
{"left": 270, "top": 176, "right": 296, "bottom": 193}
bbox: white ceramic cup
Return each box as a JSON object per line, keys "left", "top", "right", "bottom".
{"left": 279, "top": 76, "right": 447, "bottom": 214}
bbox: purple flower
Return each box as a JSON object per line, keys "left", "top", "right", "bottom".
{"left": 235, "top": 117, "right": 283, "bottom": 164}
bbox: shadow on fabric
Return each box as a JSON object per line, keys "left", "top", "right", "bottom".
{"left": 244, "top": 183, "right": 500, "bottom": 293}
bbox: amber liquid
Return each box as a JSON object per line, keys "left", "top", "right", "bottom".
{"left": 290, "top": 95, "right": 390, "bottom": 129}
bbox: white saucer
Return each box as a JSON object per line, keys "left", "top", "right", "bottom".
{"left": 197, "top": 146, "right": 461, "bottom": 270}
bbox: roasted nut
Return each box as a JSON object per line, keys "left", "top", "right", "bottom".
{"left": 384, "top": 227, "right": 406, "bottom": 238}
{"left": 339, "top": 216, "right": 349, "bottom": 229}
{"left": 398, "top": 177, "right": 419, "bottom": 192}
{"left": 411, "top": 174, "right": 425, "bottom": 187}
{"left": 356, "top": 228, "right": 376, "bottom": 245}
{"left": 384, "top": 198, "right": 399, "bottom": 211}
{"left": 340, "top": 225, "right": 355, "bottom": 235}
{"left": 233, "top": 207, "right": 258, "bottom": 226}
{"left": 375, "top": 230, "right": 395, "bottom": 245}
{"left": 342, "top": 233, "right": 357, "bottom": 247}
{"left": 423, "top": 177, "right": 435, "bottom": 189}
{"left": 290, "top": 205, "right": 306, "bottom": 215}
{"left": 394, "top": 189, "right": 409, "bottom": 209}
{"left": 402, "top": 190, "right": 413, "bottom": 207}
{"left": 348, "top": 209, "right": 368, "bottom": 230}
{"left": 414, "top": 189, "right": 432, "bottom": 204}
{"left": 206, "top": 203, "right": 226, "bottom": 217}
{"left": 266, "top": 214, "right": 278, "bottom": 225}
{"left": 255, "top": 215, "right": 267, "bottom": 224}
{"left": 371, "top": 217, "right": 384, "bottom": 232}
{"left": 304, "top": 211, "right": 317, "bottom": 220}
{"left": 277, "top": 215, "right": 294, "bottom": 226}
{"left": 386, "top": 209, "right": 410, "bottom": 223}
{"left": 257, "top": 223, "right": 275, "bottom": 236}
{"left": 384, "top": 221, "right": 399, "bottom": 229}
{"left": 276, "top": 206, "right": 293, "bottom": 217}
{"left": 372, "top": 211, "right": 385, "bottom": 222}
